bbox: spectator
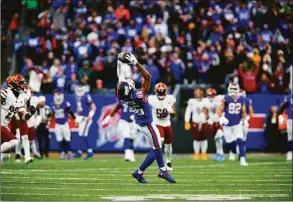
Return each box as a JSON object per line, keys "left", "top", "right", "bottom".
{"left": 145, "top": 59, "right": 159, "bottom": 88}
{"left": 258, "top": 72, "right": 271, "bottom": 94}
{"left": 270, "top": 62, "right": 289, "bottom": 94}
{"left": 50, "top": 59, "right": 61, "bottom": 78}
{"left": 9, "top": 13, "right": 20, "bottom": 39}
{"left": 54, "top": 68, "right": 66, "bottom": 92}
{"left": 28, "top": 66, "right": 44, "bottom": 93}
{"left": 65, "top": 56, "right": 78, "bottom": 80}
{"left": 115, "top": 4, "right": 131, "bottom": 22}
{"left": 169, "top": 53, "right": 185, "bottom": 84}
{"left": 66, "top": 73, "right": 79, "bottom": 93}
{"left": 78, "top": 60, "right": 92, "bottom": 81}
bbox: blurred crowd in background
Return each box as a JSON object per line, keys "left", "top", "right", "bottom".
{"left": 1, "top": 0, "right": 292, "bottom": 94}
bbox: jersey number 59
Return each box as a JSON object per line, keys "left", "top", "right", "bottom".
{"left": 156, "top": 109, "right": 168, "bottom": 119}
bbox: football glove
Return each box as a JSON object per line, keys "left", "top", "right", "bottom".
{"left": 29, "top": 105, "right": 36, "bottom": 115}
{"left": 124, "top": 53, "right": 138, "bottom": 65}
{"left": 185, "top": 122, "right": 191, "bottom": 131}
{"left": 219, "top": 116, "right": 229, "bottom": 126}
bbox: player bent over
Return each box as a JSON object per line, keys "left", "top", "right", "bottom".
{"left": 148, "top": 82, "right": 176, "bottom": 170}
{"left": 1, "top": 74, "right": 36, "bottom": 164}
{"left": 279, "top": 91, "right": 292, "bottom": 161}
{"left": 116, "top": 52, "right": 175, "bottom": 183}
{"left": 52, "top": 92, "right": 75, "bottom": 160}
{"left": 203, "top": 88, "right": 225, "bottom": 161}
{"left": 185, "top": 89, "right": 208, "bottom": 160}
{"left": 74, "top": 85, "right": 97, "bottom": 160}
{"left": 217, "top": 83, "right": 248, "bottom": 166}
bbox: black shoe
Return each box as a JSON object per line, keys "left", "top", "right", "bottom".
{"left": 34, "top": 154, "right": 42, "bottom": 159}
{"left": 15, "top": 154, "right": 21, "bottom": 162}
{"left": 166, "top": 163, "right": 173, "bottom": 171}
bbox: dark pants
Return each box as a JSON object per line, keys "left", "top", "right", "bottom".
{"left": 36, "top": 123, "right": 50, "bottom": 158}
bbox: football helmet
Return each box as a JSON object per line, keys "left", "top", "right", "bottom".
{"left": 54, "top": 92, "right": 64, "bottom": 105}
{"left": 6, "top": 74, "right": 27, "bottom": 93}
{"left": 206, "top": 88, "right": 217, "bottom": 99}
{"left": 116, "top": 79, "right": 135, "bottom": 99}
{"left": 155, "top": 82, "right": 167, "bottom": 100}
{"left": 194, "top": 88, "right": 203, "bottom": 100}
{"left": 75, "top": 85, "right": 85, "bottom": 97}
{"left": 228, "top": 83, "right": 240, "bottom": 97}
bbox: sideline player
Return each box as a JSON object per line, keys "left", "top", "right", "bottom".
{"left": 1, "top": 74, "right": 36, "bottom": 163}
{"left": 74, "top": 85, "right": 96, "bottom": 160}
{"left": 279, "top": 91, "right": 292, "bottom": 161}
{"left": 217, "top": 83, "right": 248, "bottom": 166}
{"left": 185, "top": 88, "right": 208, "bottom": 160}
{"left": 51, "top": 92, "right": 75, "bottom": 160}
{"left": 239, "top": 90, "right": 254, "bottom": 153}
{"left": 116, "top": 52, "right": 175, "bottom": 183}
{"left": 203, "top": 88, "right": 225, "bottom": 161}
{"left": 148, "top": 82, "right": 176, "bottom": 170}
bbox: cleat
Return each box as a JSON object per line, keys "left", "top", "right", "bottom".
{"left": 84, "top": 152, "right": 94, "bottom": 160}
{"left": 15, "top": 154, "right": 21, "bottom": 163}
{"left": 132, "top": 170, "right": 147, "bottom": 183}
{"left": 166, "top": 163, "right": 173, "bottom": 171}
{"left": 240, "top": 157, "right": 248, "bottom": 166}
{"left": 229, "top": 152, "right": 236, "bottom": 161}
{"left": 67, "top": 151, "right": 73, "bottom": 160}
{"left": 34, "top": 154, "right": 42, "bottom": 159}
{"left": 74, "top": 152, "right": 82, "bottom": 158}
{"left": 60, "top": 152, "right": 65, "bottom": 159}
{"left": 287, "top": 152, "right": 292, "bottom": 161}
{"left": 201, "top": 153, "right": 208, "bottom": 160}
{"left": 158, "top": 170, "right": 176, "bottom": 183}
{"left": 217, "top": 154, "right": 225, "bottom": 161}
{"left": 193, "top": 152, "right": 200, "bottom": 160}
{"left": 25, "top": 158, "right": 33, "bottom": 164}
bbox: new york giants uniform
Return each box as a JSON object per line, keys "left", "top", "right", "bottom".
{"left": 52, "top": 102, "right": 71, "bottom": 142}
{"left": 75, "top": 93, "right": 93, "bottom": 137}
{"left": 120, "top": 89, "right": 161, "bottom": 150}
{"left": 148, "top": 95, "right": 176, "bottom": 143}
{"left": 223, "top": 95, "right": 245, "bottom": 143}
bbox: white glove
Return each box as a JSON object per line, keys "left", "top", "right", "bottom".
{"left": 125, "top": 53, "right": 138, "bottom": 65}
{"left": 101, "top": 115, "right": 111, "bottom": 126}
{"left": 207, "top": 118, "right": 214, "bottom": 125}
{"left": 219, "top": 116, "right": 229, "bottom": 126}
{"left": 130, "top": 114, "right": 135, "bottom": 122}
{"left": 243, "top": 119, "right": 249, "bottom": 127}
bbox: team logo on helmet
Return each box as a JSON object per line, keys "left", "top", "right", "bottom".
{"left": 155, "top": 82, "right": 167, "bottom": 100}
{"left": 116, "top": 79, "right": 135, "bottom": 99}
{"left": 6, "top": 74, "right": 27, "bottom": 93}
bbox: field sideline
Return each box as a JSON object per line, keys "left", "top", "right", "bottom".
{"left": 1, "top": 154, "right": 292, "bottom": 201}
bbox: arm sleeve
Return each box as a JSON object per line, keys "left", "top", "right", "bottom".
{"left": 184, "top": 100, "right": 192, "bottom": 122}
{"left": 117, "top": 60, "right": 125, "bottom": 82}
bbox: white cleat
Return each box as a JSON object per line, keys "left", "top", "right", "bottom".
{"left": 25, "top": 158, "right": 33, "bottom": 164}
{"left": 240, "top": 157, "right": 248, "bottom": 166}
{"left": 286, "top": 152, "right": 292, "bottom": 161}
{"left": 229, "top": 153, "right": 236, "bottom": 161}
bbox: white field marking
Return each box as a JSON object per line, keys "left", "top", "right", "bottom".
{"left": 2, "top": 180, "right": 292, "bottom": 186}
{"left": 1, "top": 192, "right": 91, "bottom": 197}
{"left": 4, "top": 176, "right": 292, "bottom": 182}
{"left": 2, "top": 186, "right": 290, "bottom": 193}
{"left": 101, "top": 194, "right": 290, "bottom": 201}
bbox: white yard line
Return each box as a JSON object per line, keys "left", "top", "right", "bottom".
{"left": 2, "top": 180, "right": 292, "bottom": 186}
{"left": 2, "top": 186, "right": 290, "bottom": 193}
{"left": 1, "top": 192, "right": 91, "bottom": 197}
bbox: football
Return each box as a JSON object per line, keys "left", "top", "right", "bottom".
{"left": 118, "top": 52, "right": 130, "bottom": 63}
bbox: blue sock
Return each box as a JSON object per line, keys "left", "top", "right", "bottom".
{"left": 124, "top": 138, "right": 131, "bottom": 150}
{"left": 288, "top": 140, "right": 293, "bottom": 152}
{"left": 222, "top": 136, "right": 226, "bottom": 145}
{"left": 67, "top": 141, "right": 72, "bottom": 152}
{"left": 139, "top": 149, "right": 156, "bottom": 171}
{"left": 83, "top": 137, "right": 90, "bottom": 150}
{"left": 230, "top": 141, "right": 236, "bottom": 154}
{"left": 243, "top": 140, "right": 247, "bottom": 153}
{"left": 58, "top": 141, "right": 64, "bottom": 153}
{"left": 155, "top": 150, "right": 165, "bottom": 169}
{"left": 129, "top": 139, "right": 134, "bottom": 150}
{"left": 236, "top": 138, "right": 245, "bottom": 157}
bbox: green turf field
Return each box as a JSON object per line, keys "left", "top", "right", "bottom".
{"left": 1, "top": 154, "right": 292, "bottom": 201}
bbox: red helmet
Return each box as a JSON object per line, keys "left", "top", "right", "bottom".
{"left": 194, "top": 88, "right": 203, "bottom": 99}
{"left": 155, "top": 82, "right": 168, "bottom": 100}
{"left": 206, "top": 88, "right": 217, "bottom": 98}
{"left": 6, "top": 74, "right": 27, "bottom": 92}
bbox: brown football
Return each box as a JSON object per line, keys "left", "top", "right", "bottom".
{"left": 118, "top": 52, "right": 130, "bottom": 63}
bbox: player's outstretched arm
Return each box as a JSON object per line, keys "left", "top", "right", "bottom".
{"left": 101, "top": 103, "right": 122, "bottom": 126}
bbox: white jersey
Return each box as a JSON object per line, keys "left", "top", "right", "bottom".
{"left": 26, "top": 96, "right": 39, "bottom": 128}
{"left": 185, "top": 98, "right": 205, "bottom": 123}
{"left": 0, "top": 88, "right": 24, "bottom": 128}
{"left": 148, "top": 95, "right": 176, "bottom": 127}
{"left": 202, "top": 95, "right": 224, "bottom": 123}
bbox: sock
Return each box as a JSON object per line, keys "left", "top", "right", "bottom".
{"left": 243, "top": 140, "right": 247, "bottom": 153}
{"left": 129, "top": 139, "right": 134, "bottom": 150}
{"left": 63, "top": 140, "right": 68, "bottom": 153}
{"left": 193, "top": 140, "right": 200, "bottom": 153}
{"left": 58, "top": 141, "right": 64, "bottom": 153}
{"left": 215, "top": 138, "right": 224, "bottom": 155}
{"left": 83, "top": 136, "right": 91, "bottom": 150}
{"left": 155, "top": 149, "right": 166, "bottom": 171}
{"left": 164, "top": 144, "right": 172, "bottom": 164}
{"left": 236, "top": 138, "right": 245, "bottom": 158}
{"left": 66, "top": 141, "right": 72, "bottom": 152}
{"left": 124, "top": 138, "right": 131, "bottom": 150}
{"left": 288, "top": 140, "right": 293, "bottom": 152}
{"left": 21, "top": 135, "right": 31, "bottom": 160}
{"left": 230, "top": 141, "right": 236, "bottom": 154}
{"left": 15, "top": 139, "right": 22, "bottom": 155}
{"left": 139, "top": 149, "right": 156, "bottom": 171}
{"left": 200, "top": 140, "right": 208, "bottom": 153}
{"left": 1, "top": 139, "right": 18, "bottom": 153}
{"left": 31, "top": 140, "right": 40, "bottom": 156}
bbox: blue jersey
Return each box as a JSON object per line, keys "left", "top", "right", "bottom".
{"left": 76, "top": 93, "right": 93, "bottom": 116}
{"left": 244, "top": 97, "right": 252, "bottom": 114}
{"left": 120, "top": 104, "right": 134, "bottom": 122}
{"left": 224, "top": 95, "right": 245, "bottom": 126}
{"left": 284, "top": 94, "right": 292, "bottom": 119}
{"left": 120, "top": 89, "right": 153, "bottom": 126}
{"left": 52, "top": 102, "right": 70, "bottom": 124}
